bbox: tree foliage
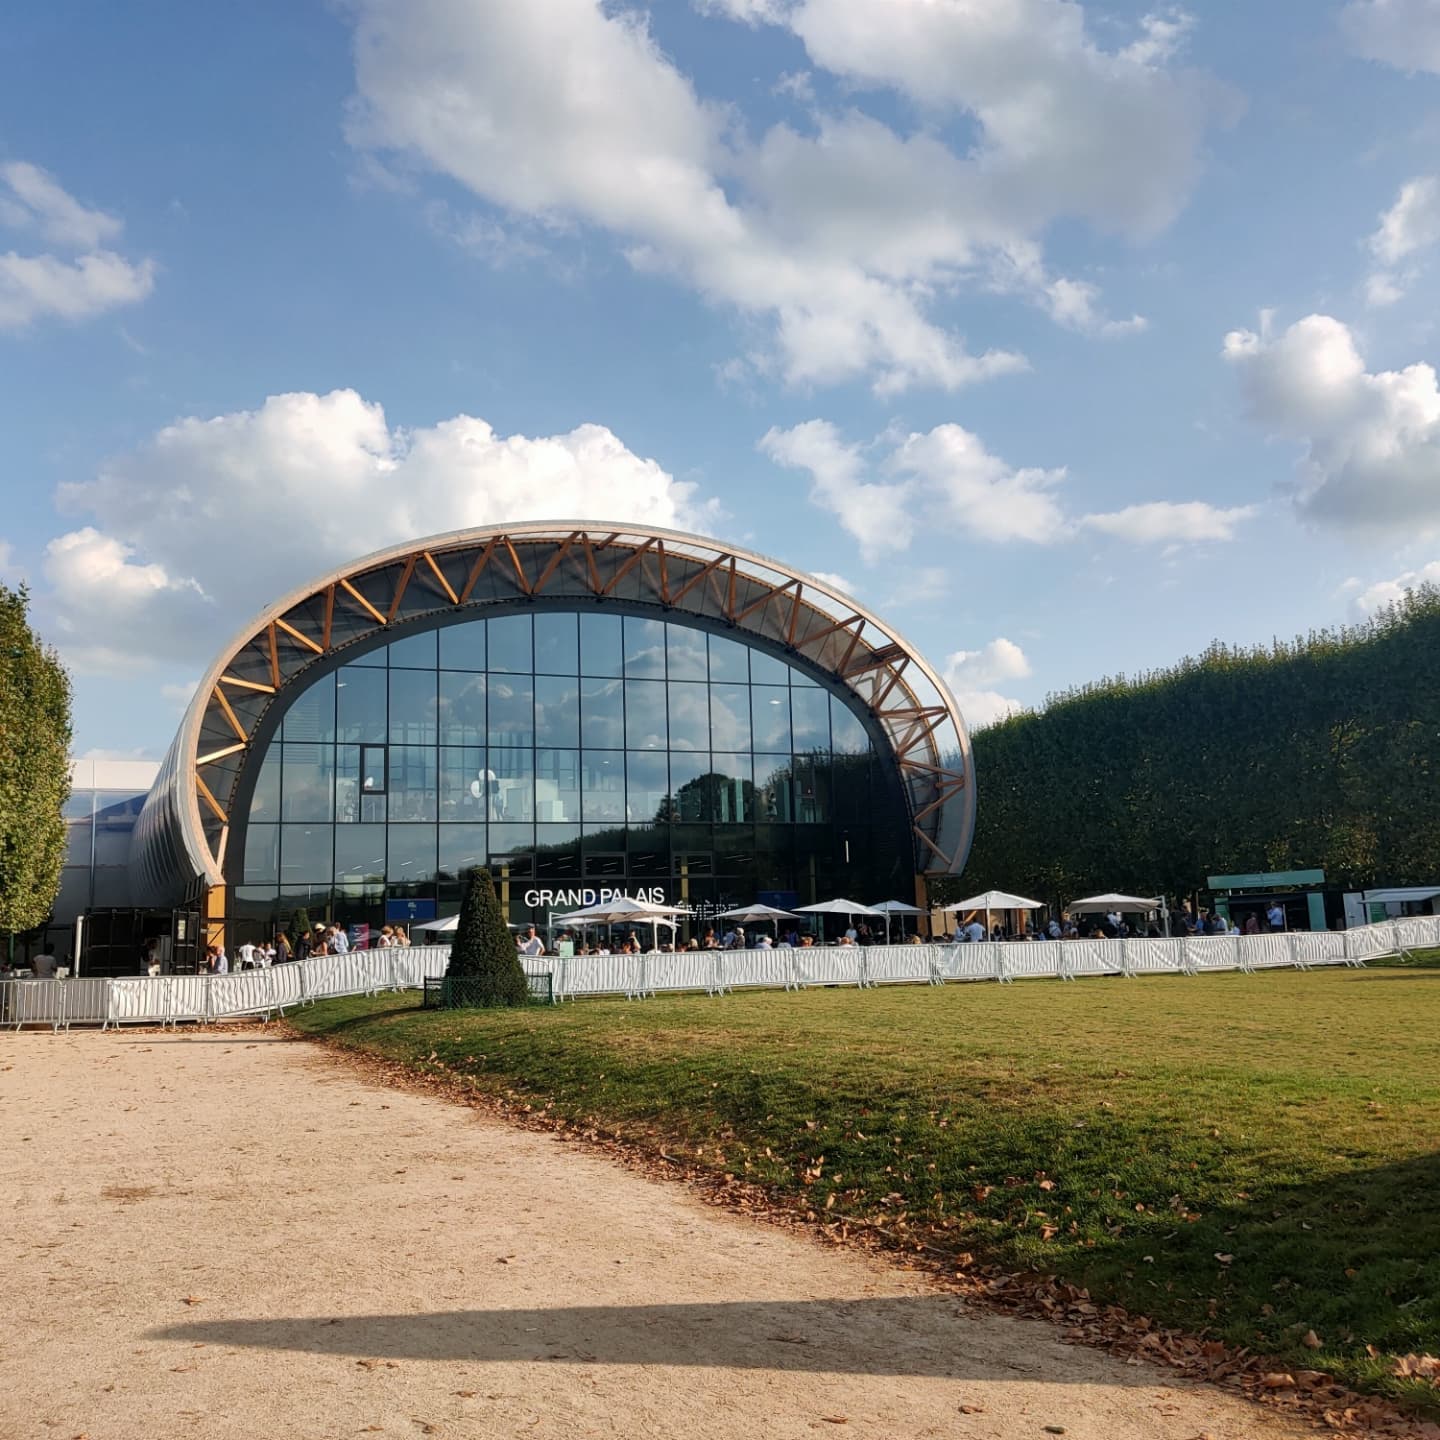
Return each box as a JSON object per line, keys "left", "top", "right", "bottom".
{"left": 445, "top": 866, "right": 530, "bottom": 1006}
{"left": 951, "top": 588, "right": 1440, "bottom": 907}
{"left": 0, "top": 585, "right": 73, "bottom": 935}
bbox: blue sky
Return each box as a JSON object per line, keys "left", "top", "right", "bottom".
{"left": 5, "top": 0, "right": 1440, "bottom": 758}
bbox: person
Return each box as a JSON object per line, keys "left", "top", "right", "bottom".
{"left": 755, "top": 931, "right": 773, "bottom": 949}
{"left": 519, "top": 925, "right": 545, "bottom": 958}
{"left": 799, "top": 933, "right": 815, "bottom": 948}
{"left": 238, "top": 939, "right": 257, "bottom": 969}
{"left": 1266, "top": 900, "right": 1285, "bottom": 931}
{"left": 33, "top": 944, "right": 58, "bottom": 979}
{"left": 1244, "top": 912, "right": 1261, "bottom": 936}
{"left": 964, "top": 917, "right": 986, "bottom": 944}
{"left": 843, "top": 923, "right": 858, "bottom": 944}
{"left": 146, "top": 945, "right": 161, "bottom": 977}
{"left": 331, "top": 924, "right": 350, "bottom": 955}
{"left": 274, "top": 931, "right": 292, "bottom": 964}
{"left": 1047, "top": 918, "right": 1062, "bottom": 940}
{"left": 212, "top": 943, "right": 229, "bottom": 974}
{"left": 377, "top": 925, "right": 395, "bottom": 948}
{"left": 293, "top": 927, "right": 310, "bottom": 961}
{"left": 686, "top": 937, "right": 701, "bottom": 951}
{"left": 395, "top": 925, "right": 411, "bottom": 947}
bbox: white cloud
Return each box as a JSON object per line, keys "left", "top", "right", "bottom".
{"left": 41, "top": 389, "right": 716, "bottom": 670}
{"left": 1341, "top": 0, "right": 1440, "bottom": 75}
{"left": 0, "top": 162, "right": 155, "bottom": 331}
{"left": 77, "top": 746, "right": 162, "bottom": 762}
{"left": 1364, "top": 176, "right": 1440, "bottom": 306}
{"left": 943, "top": 637, "right": 1032, "bottom": 728}
{"left": 806, "top": 569, "right": 858, "bottom": 597}
{"left": 1352, "top": 559, "right": 1440, "bottom": 612}
{"left": 1224, "top": 312, "right": 1440, "bottom": 534}
{"left": 1080, "top": 500, "right": 1256, "bottom": 543}
{"left": 345, "top": 0, "right": 1231, "bottom": 390}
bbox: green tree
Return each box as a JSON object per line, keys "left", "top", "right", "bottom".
{"left": 0, "top": 585, "right": 73, "bottom": 940}
{"left": 445, "top": 867, "right": 530, "bottom": 1006}
{"left": 289, "top": 907, "right": 312, "bottom": 947}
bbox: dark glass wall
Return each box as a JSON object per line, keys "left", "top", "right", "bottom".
{"left": 230, "top": 611, "right": 912, "bottom": 939}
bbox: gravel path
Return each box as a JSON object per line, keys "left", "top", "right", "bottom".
{"left": 1, "top": 1031, "right": 1324, "bottom": 1440}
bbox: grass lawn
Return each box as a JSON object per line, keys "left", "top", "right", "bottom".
{"left": 290, "top": 962, "right": 1440, "bottom": 1413}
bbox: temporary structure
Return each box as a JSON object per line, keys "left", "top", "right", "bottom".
{"left": 941, "top": 889, "right": 1043, "bottom": 940}
{"left": 1066, "top": 893, "right": 1168, "bottom": 936}
{"left": 795, "top": 898, "right": 884, "bottom": 940}
{"left": 560, "top": 896, "right": 688, "bottom": 951}
{"left": 412, "top": 914, "right": 519, "bottom": 934}
{"left": 872, "top": 899, "right": 925, "bottom": 942}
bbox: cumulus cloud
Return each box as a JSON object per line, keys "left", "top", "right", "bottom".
{"left": 1341, "top": 0, "right": 1440, "bottom": 75}
{"left": 41, "top": 389, "right": 715, "bottom": 670}
{"left": 763, "top": 416, "right": 1243, "bottom": 559}
{"left": 0, "top": 162, "right": 155, "bottom": 331}
{"left": 1351, "top": 559, "right": 1440, "bottom": 612}
{"left": 1224, "top": 312, "right": 1440, "bottom": 534}
{"left": 1365, "top": 176, "right": 1440, "bottom": 306}
{"left": 943, "top": 636, "right": 1032, "bottom": 728}
{"left": 806, "top": 569, "right": 859, "bottom": 597}
{"left": 345, "top": 0, "right": 1230, "bottom": 390}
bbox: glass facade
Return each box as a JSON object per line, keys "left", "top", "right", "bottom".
{"left": 232, "top": 611, "right": 911, "bottom": 937}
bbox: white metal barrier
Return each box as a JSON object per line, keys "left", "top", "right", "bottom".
{"left": 2, "top": 915, "right": 1436, "bottom": 1030}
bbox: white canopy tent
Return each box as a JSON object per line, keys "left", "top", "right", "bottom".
{"left": 412, "top": 914, "right": 520, "bottom": 935}
{"left": 717, "top": 903, "right": 800, "bottom": 941}
{"left": 941, "top": 889, "right": 1043, "bottom": 940}
{"left": 794, "top": 898, "right": 884, "bottom": 941}
{"left": 558, "top": 896, "right": 688, "bottom": 952}
{"left": 1066, "top": 893, "right": 1168, "bottom": 936}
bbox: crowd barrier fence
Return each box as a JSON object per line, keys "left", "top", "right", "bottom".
{"left": 2, "top": 914, "right": 1435, "bottom": 1032}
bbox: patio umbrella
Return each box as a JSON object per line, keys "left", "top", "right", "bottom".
{"left": 412, "top": 915, "right": 519, "bottom": 934}
{"left": 872, "top": 899, "right": 925, "bottom": 942}
{"left": 560, "top": 896, "right": 687, "bottom": 952}
{"left": 794, "top": 898, "right": 884, "bottom": 941}
{"left": 941, "top": 889, "right": 1043, "bottom": 940}
{"left": 717, "top": 903, "right": 800, "bottom": 942}
{"left": 1067, "top": 893, "right": 1167, "bottom": 936}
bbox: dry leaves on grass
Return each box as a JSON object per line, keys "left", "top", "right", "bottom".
{"left": 1391, "top": 1353, "right": 1440, "bottom": 1382}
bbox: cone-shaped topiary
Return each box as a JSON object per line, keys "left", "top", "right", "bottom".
{"left": 444, "top": 867, "right": 531, "bottom": 1007}
{"left": 290, "top": 907, "right": 312, "bottom": 948}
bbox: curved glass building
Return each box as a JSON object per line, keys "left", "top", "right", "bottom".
{"left": 131, "top": 524, "right": 974, "bottom": 943}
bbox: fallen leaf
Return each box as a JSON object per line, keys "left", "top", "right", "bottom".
{"left": 1302, "top": 1329, "right": 1322, "bottom": 1350}
{"left": 819, "top": 1417, "right": 849, "bottom": 1425}
{"left": 958, "top": 1403, "right": 987, "bottom": 1414}
{"left": 180, "top": 1295, "right": 204, "bottom": 1306}
{"left": 1044, "top": 1428, "right": 1068, "bottom": 1436}
{"left": 1213, "top": 1253, "right": 1233, "bottom": 1265}
{"left": 1260, "top": 1372, "right": 1295, "bottom": 1389}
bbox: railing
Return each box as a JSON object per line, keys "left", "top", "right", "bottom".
{"left": 1, "top": 914, "right": 1433, "bottom": 1031}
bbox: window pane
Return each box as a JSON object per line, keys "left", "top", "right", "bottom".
{"left": 580, "top": 677, "right": 624, "bottom": 748}
{"left": 438, "top": 824, "right": 487, "bottom": 880}
{"left": 248, "top": 747, "right": 282, "bottom": 822}
{"left": 439, "top": 747, "right": 490, "bottom": 822}
{"left": 388, "top": 825, "right": 437, "bottom": 884}
{"left": 282, "top": 671, "right": 335, "bottom": 742}
{"left": 535, "top": 612, "right": 579, "bottom": 674}
{"left": 788, "top": 663, "right": 818, "bottom": 688}
{"left": 439, "top": 618, "right": 486, "bottom": 671}
{"left": 281, "top": 743, "right": 334, "bottom": 822}
{"left": 93, "top": 792, "right": 143, "bottom": 866}
{"left": 754, "top": 755, "right": 793, "bottom": 822}
{"left": 389, "top": 629, "right": 437, "bottom": 670}
{"left": 360, "top": 745, "right": 387, "bottom": 794}
{"left": 790, "top": 687, "right": 830, "bottom": 751}
{"left": 581, "top": 751, "right": 625, "bottom": 822}
{"left": 488, "top": 675, "right": 534, "bottom": 746}
{"left": 535, "top": 825, "right": 582, "bottom": 878}
{"left": 389, "top": 746, "right": 437, "bottom": 822}
{"left": 65, "top": 818, "right": 92, "bottom": 866}
{"left": 793, "top": 753, "right": 831, "bottom": 823}
{"left": 536, "top": 748, "right": 580, "bottom": 824}
{"left": 335, "top": 827, "right": 386, "bottom": 884}
{"left": 625, "top": 679, "right": 667, "bottom": 749}
{"left": 535, "top": 675, "right": 580, "bottom": 746}
{"left": 708, "top": 634, "right": 749, "bottom": 682}
{"left": 490, "top": 748, "right": 535, "bottom": 822}
{"left": 488, "top": 824, "right": 534, "bottom": 866}
{"left": 667, "top": 681, "right": 709, "bottom": 751}
{"left": 336, "top": 666, "right": 387, "bottom": 743}
{"left": 389, "top": 668, "right": 438, "bottom": 744}
{"left": 579, "top": 613, "right": 623, "bottom": 676}
{"left": 623, "top": 616, "right": 667, "bottom": 678}
{"left": 488, "top": 614, "right": 533, "bottom": 673}
{"left": 245, "top": 824, "right": 279, "bottom": 885}
{"left": 751, "top": 685, "right": 791, "bottom": 750}
{"left": 750, "top": 650, "right": 789, "bottom": 684}
{"left": 438, "top": 671, "right": 486, "bottom": 745}
{"left": 830, "top": 695, "right": 869, "bottom": 755}
{"left": 708, "top": 683, "right": 752, "bottom": 751}
{"left": 669, "top": 751, "right": 712, "bottom": 823}
{"left": 666, "top": 623, "right": 707, "bottom": 680}
{"left": 626, "top": 750, "right": 669, "bottom": 824}
{"left": 280, "top": 824, "right": 332, "bottom": 884}
{"left": 711, "top": 753, "right": 751, "bottom": 823}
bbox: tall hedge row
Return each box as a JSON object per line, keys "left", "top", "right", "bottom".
{"left": 949, "top": 587, "right": 1440, "bottom": 906}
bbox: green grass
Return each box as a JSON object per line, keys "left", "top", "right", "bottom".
{"left": 290, "top": 965, "right": 1440, "bottom": 1413}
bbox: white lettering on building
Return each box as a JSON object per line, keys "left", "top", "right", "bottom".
{"left": 521, "top": 886, "right": 669, "bottom": 910}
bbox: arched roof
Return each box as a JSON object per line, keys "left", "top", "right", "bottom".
{"left": 132, "top": 522, "right": 974, "bottom": 903}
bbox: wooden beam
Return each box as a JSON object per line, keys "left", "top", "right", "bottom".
{"left": 195, "top": 772, "right": 229, "bottom": 824}
{"left": 502, "top": 538, "right": 532, "bottom": 595}
{"left": 459, "top": 536, "right": 501, "bottom": 603}
{"left": 211, "top": 686, "right": 247, "bottom": 743}
{"left": 275, "top": 617, "right": 324, "bottom": 654}
{"left": 322, "top": 584, "right": 335, "bottom": 649}
{"left": 340, "top": 578, "right": 387, "bottom": 625}
{"left": 580, "top": 534, "right": 603, "bottom": 594}
{"left": 669, "top": 552, "right": 727, "bottom": 607}
{"left": 386, "top": 555, "right": 417, "bottom": 621}
{"left": 726, "top": 557, "right": 738, "bottom": 619}
{"left": 532, "top": 533, "right": 579, "bottom": 596}
{"left": 422, "top": 550, "right": 459, "bottom": 605}
{"left": 601, "top": 536, "right": 657, "bottom": 595}
{"left": 196, "top": 741, "right": 246, "bottom": 766}
{"left": 219, "top": 674, "right": 276, "bottom": 695}
{"left": 735, "top": 577, "right": 798, "bottom": 627}
{"left": 786, "top": 585, "right": 806, "bottom": 648}
{"left": 266, "top": 624, "right": 280, "bottom": 688}
{"left": 658, "top": 542, "right": 670, "bottom": 604}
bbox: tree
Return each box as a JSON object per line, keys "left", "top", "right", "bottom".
{"left": 445, "top": 867, "right": 530, "bottom": 1006}
{"left": 0, "top": 585, "right": 72, "bottom": 940}
{"left": 289, "top": 907, "right": 312, "bottom": 946}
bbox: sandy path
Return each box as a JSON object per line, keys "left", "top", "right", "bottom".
{"left": 0, "top": 1031, "right": 1324, "bottom": 1440}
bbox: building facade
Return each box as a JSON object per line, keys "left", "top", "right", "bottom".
{"left": 130, "top": 524, "right": 974, "bottom": 945}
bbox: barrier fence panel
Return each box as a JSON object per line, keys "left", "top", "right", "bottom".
{"left": 932, "top": 945, "right": 1000, "bottom": 982}
{"left": 1293, "top": 932, "right": 1351, "bottom": 968}
{"left": 862, "top": 945, "right": 934, "bottom": 987}
{"left": 1239, "top": 933, "right": 1294, "bottom": 970}
{"left": 1120, "top": 939, "right": 1183, "bottom": 975}
{"left": 1061, "top": 939, "right": 1125, "bottom": 978}
{"left": 1395, "top": 915, "right": 1440, "bottom": 952}
{"left": 720, "top": 949, "right": 797, "bottom": 992}
{"left": 789, "top": 947, "right": 863, "bottom": 989}
{"left": 1184, "top": 936, "right": 1241, "bottom": 973}
{"left": 640, "top": 951, "right": 718, "bottom": 997}
{"left": 997, "top": 945, "right": 1063, "bottom": 982}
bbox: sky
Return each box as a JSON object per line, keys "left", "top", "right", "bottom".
{"left": 5, "top": 0, "right": 1440, "bottom": 760}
